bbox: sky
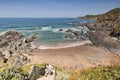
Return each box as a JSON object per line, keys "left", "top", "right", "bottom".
{"left": 0, "top": 0, "right": 120, "bottom": 18}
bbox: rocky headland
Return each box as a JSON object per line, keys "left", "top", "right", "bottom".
{"left": 78, "top": 8, "right": 120, "bottom": 55}
{"left": 0, "top": 30, "right": 38, "bottom": 68}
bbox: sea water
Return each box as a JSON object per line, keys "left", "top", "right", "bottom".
{"left": 0, "top": 18, "right": 92, "bottom": 48}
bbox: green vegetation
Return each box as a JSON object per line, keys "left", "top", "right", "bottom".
{"left": 22, "top": 64, "right": 45, "bottom": 72}
{"left": 68, "top": 65, "right": 120, "bottom": 80}
{"left": 0, "top": 64, "right": 44, "bottom": 80}
{"left": 0, "top": 63, "right": 61, "bottom": 80}
{"left": 77, "top": 14, "right": 101, "bottom": 20}
{"left": 0, "top": 67, "right": 28, "bottom": 80}
{"left": 106, "top": 8, "right": 120, "bottom": 15}
{"left": 112, "top": 23, "right": 120, "bottom": 32}
{"left": 1, "top": 62, "right": 120, "bottom": 80}
{"left": 79, "top": 8, "right": 120, "bottom": 38}
{"left": 78, "top": 8, "right": 120, "bottom": 19}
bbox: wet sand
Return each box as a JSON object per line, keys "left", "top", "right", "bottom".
{"left": 28, "top": 45, "right": 120, "bottom": 69}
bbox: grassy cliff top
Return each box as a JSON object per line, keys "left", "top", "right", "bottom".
{"left": 106, "top": 8, "right": 120, "bottom": 15}
{"left": 68, "top": 65, "right": 120, "bottom": 80}
{"left": 78, "top": 8, "right": 120, "bottom": 20}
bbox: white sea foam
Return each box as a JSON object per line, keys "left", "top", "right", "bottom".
{"left": 41, "top": 26, "right": 52, "bottom": 31}
{"left": 0, "top": 30, "right": 16, "bottom": 36}
{"left": 37, "top": 40, "right": 92, "bottom": 49}
{"left": 52, "top": 28, "right": 61, "bottom": 33}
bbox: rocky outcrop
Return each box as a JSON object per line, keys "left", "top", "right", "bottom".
{"left": 0, "top": 30, "right": 23, "bottom": 48}
{"left": 77, "top": 15, "right": 100, "bottom": 20}
{"left": 0, "top": 50, "right": 13, "bottom": 63}
{"left": 23, "top": 34, "right": 37, "bottom": 43}
{"left": 0, "top": 30, "right": 23, "bottom": 42}
{"left": 79, "top": 8, "right": 120, "bottom": 55}
{"left": 58, "top": 29, "right": 63, "bottom": 31}
{"left": 0, "top": 41, "right": 8, "bottom": 48}
{"left": 63, "top": 28, "right": 89, "bottom": 40}
{"left": 2, "top": 50, "right": 13, "bottom": 58}
{"left": 65, "top": 29, "right": 73, "bottom": 32}
{"left": 0, "top": 30, "right": 37, "bottom": 53}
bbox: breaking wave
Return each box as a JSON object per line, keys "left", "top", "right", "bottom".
{"left": 36, "top": 40, "right": 92, "bottom": 49}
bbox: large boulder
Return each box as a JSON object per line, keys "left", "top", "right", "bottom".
{"left": 0, "top": 30, "right": 23, "bottom": 48}
{"left": 0, "top": 52, "right": 5, "bottom": 60}
{"left": 0, "top": 41, "right": 8, "bottom": 48}
{"left": 59, "top": 29, "right": 63, "bottom": 31}
{"left": 72, "top": 31, "right": 79, "bottom": 36}
{"left": 0, "top": 30, "right": 23, "bottom": 43}
{"left": 24, "top": 34, "right": 37, "bottom": 43}
{"left": 2, "top": 50, "right": 13, "bottom": 58}
{"left": 66, "top": 29, "right": 73, "bottom": 32}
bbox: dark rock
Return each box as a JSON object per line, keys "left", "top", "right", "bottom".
{"left": 64, "top": 36, "right": 69, "bottom": 39}
{"left": 66, "top": 29, "right": 73, "bottom": 32}
{"left": 2, "top": 50, "right": 13, "bottom": 58}
{"left": 17, "top": 42, "right": 23, "bottom": 46}
{"left": 69, "top": 36, "right": 74, "bottom": 39}
{"left": 0, "top": 52, "right": 5, "bottom": 60}
{"left": 0, "top": 41, "right": 8, "bottom": 48}
{"left": 59, "top": 29, "right": 63, "bottom": 31}
{"left": 0, "top": 30, "right": 23, "bottom": 48}
{"left": 23, "top": 78, "right": 30, "bottom": 80}
{"left": 25, "top": 34, "right": 37, "bottom": 43}
{"left": 109, "top": 31, "right": 120, "bottom": 38}
{"left": 0, "top": 30, "right": 23, "bottom": 42}
{"left": 3, "top": 58, "right": 8, "bottom": 63}
{"left": 72, "top": 31, "right": 79, "bottom": 36}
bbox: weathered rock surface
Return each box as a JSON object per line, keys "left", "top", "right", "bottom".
{"left": 65, "top": 29, "right": 73, "bottom": 32}
{"left": 0, "top": 30, "right": 23, "bottom": 48}
{"left": 79, "top": 8, "right": 120, "bottom": 55}
{"left": 0, "top": 41, "right": 8, "bottom": 48}
{"left": 58, "top": 29, "right": 63, "bottom": 31}
{"left": 2, "top": 50, "right": 13, "bottom": 58}
{"left": 24, "top": 34, "right": 37, "bottom": 43}
{"left": 0, "top": 30, "right": 23, "bottom": 42}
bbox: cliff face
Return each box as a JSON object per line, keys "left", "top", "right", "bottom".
{"left": 78, "top": 8, "right": 120, "bottom": 55}
{"left": 78, "top": 8, "right": 120, "bottom": 20}
{"left": 96, "top": 8, "right": 120, "bottom": 38}
{"left": 77, "top": 15, "right": 101, "bottom": 20}
{"left": 79, "top": 8, "right": 120, "bottom": 38}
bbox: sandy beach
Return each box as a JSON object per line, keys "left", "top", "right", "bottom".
{"left": 28, "top": 45, "right": 120, "bottom": 69}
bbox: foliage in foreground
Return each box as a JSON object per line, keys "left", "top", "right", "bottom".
{"left": 0, "top": 64, "right": 44, "bottom": 80}
{"left": 68, "top": 65, "right": 120, "bottom": 80}
{"left": 0, "top": 67, "right": 28, "bottom": 80}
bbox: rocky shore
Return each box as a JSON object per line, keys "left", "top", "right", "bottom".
{"left": 58, "top": 26, "right": 89, "bottom": 40}
{"left": 79, "top": 8, "right": 120, "bottom": 55}
{"left": 0, "top": 30, "right": 38, "bottom": 67}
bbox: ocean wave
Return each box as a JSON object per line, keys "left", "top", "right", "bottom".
{"left": 41, "top": 26, "right": 52, "bottom": 31}
{"left": 37, "top": 40, "right": 92, "bottom": 49}
{"left": 0, "top": 30, "right": 17, "bottom": 36}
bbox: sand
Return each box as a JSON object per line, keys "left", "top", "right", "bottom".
{"left": 28, "top": 45, "right": 120, "bottom": 69}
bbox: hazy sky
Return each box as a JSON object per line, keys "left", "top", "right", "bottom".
{"left": 0, "top": 0, "right": 120, "bottom": 18}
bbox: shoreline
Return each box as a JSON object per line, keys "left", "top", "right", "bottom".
{"left": 28, "top": 45, "right": 120, "bottom": 69}
{"left": 32, "top": 40, "right": 92, "bottom": 49}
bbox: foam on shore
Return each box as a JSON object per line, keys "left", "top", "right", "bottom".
{"left": 36, "top": 40, "right": 92, "bottom": 49}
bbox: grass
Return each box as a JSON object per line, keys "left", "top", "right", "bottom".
{"left": 22, "top": 64, "right": 45, "bottom": 73}
{"left": 0, "top": 60, "right": 9, "bottom": 73}
{"left": 106, "top": 8, "right": 120, "bottom": 15}
{"left": 1, "top": 62, "right": 120, "bottom": 80}
{"left": 68, "top": 65, "right": 120, "bottom": 80}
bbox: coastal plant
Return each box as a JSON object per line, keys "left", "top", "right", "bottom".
{"left": 68, "top": 65, "right": 120, "bottom": 80}
{"left": 0, "top": 67, "right": 28, "bottom": 80}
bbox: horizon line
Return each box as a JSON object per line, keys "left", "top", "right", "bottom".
{"left": 0, "top": 17, "right": 76, "bottom": 18}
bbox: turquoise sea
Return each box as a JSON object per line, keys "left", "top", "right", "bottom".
{"left": 0, "top": 18, "right": 92, "bottom": 48}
